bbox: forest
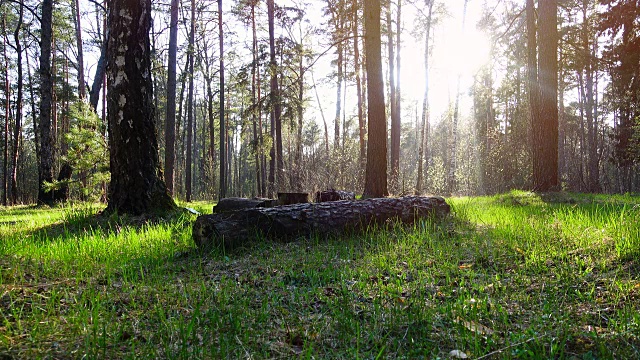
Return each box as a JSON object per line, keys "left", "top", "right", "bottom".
{"left": 1, "top": 0, "right": 639, "bottom": 358}
{"left": 0, "top": 0, "right": 637, "bottom": 206}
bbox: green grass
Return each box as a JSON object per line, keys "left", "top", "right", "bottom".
{"left": 1, "top": 191, "right": 639, "bottom": 358}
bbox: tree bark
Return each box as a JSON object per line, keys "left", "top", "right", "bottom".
{"left": 185, "top": 0, "right": 195, "bottom": 202}
{"left": 353, "top": 1, "right": 366, "bottom": 170}
{"left": 193, "top": 196, "right": 450, "bottom": 250}
{"left": 104, "top": 0, "right": 176, "bottom": 215}
{"left": 581, "top": 1, "right": 599, "bottom": 193}
{"left": 267, "top": 0, "right": 281, "bottom": 196}
{"left": 219, "top": 0, "right": 227, "bottom": 199}
{"left": 164, "top": 0, "right": 179, "bottom": 195}
{"left": 2, "top": 17, "right": 9, "bottom": 206}
{"left": 11, "top": 0, "right": 23, "bottom": 204}
{"left": 363, "top": 0, "right": 388, "bottom": 198}
{"left": 73, "top": 0, "right": 86, "bottom": 99}
{"left": 534, "top": 0, "right": 559, "bottom": 191}
{"left": 38, "top": 0, "right": 55, "bottom": 206}
{"left": 387, "top": 0, "right": 399, "bottom": 192}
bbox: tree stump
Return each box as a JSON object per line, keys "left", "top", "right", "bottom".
{"left": 193, "top": 196, "right": 450, "bottom": 251}
{"left": 315, "top": 189, "right": 356, "bottom": 202}
{"left": 278, "top": 192, "right": 310, "bottom": 205}
{"left": 213, "top": 197, "right": 276, "bottom": 213}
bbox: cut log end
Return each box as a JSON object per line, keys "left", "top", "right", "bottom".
{"left": 193, "top": 196, "right": 450, "bottom": 251}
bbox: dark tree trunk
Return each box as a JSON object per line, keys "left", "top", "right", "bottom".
{"left": 38, "top": 0, "right": 55, "bottom": 206}
{"left": 193, "top": 196, "right": 450, "bottom": 250}
{"left": 219, "top": 0, "right": 227, "bottom": 199}
{"left": 164, "top": 0, "right": 179, "bottom": 195}
{"left": 394, "top": 0, "right": 402, "bottom": 184}
{"left": 104, "top": 0, "right": 176, "bottom": 215}
{"left": 250, "top": 2, "right": 261, "bottom": 197}
{"left": 527, "top": 0, "right": 541, "bottom": 191}
{"left": 267, "top": 0, "right": 279, "bottom": 196}
{"left": 363, "top": 0, "right": 388, "bottom": 198}
{"left": 89, "top": 41, "right": 107, "bottom": 110}
{"left": 73, "top": 0, "right": 86, "bottom": 99}
{"left": 534, "top": 0, "right": 559, "bottom": 191}
{"left": 387, "top": 0, "right": 399, "bottom": 192}
{"left": 185, "top": 0, "right": 195, "bottom": 202}
{"left": 582, "top": 1, "right": 599, "bottom": 193}
{"left": 3, "top": 19, "right": 9, "bottom": 206}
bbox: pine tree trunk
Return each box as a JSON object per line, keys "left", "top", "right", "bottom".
{"left": 2, "top": 18, "right": 9, "bottom": 206}
{"left": 104, "top": 0, "right": 176, "bottom": 215}
{"left": 73, "top": 0, "right": 86, "bottom": 99}
{"left": 219, "top": 0, "right": 227, "bottom": 199}
{"left": 353, "top": 2, "right": 366, "bottom": 170}
{"left": 89, "top": 3, "right": 108, "bottom": 111}
{"left": 535, "top": 0, "right": 559, "bottom": 191}
{"left": 363, "top": 0, "right": 388, "bottom": 198}
{"left": 387, "top": 0, "right": 399, "bottom": 192}
{"left": 267, "top": 0, "right": 279, "bottom": 196}
{"left": 185, "top": 0, "right": 195, "bottom": 202}
{"left": 38, "top": 0, "right": 55, "bottom": 206}
{"left": 164, "top": 0, "right": 179, "bottom": 195}
{"left": 582, "top": 1, "right": 599, "bottom": 193}
{"left": 395, "top": 0, "right": 402, "bottom": 183}
{"left": 416, "top": 0, "right": 433, "bottom": 194}
{"left": 334, "top": 20, "right": 343, "bottom": 150}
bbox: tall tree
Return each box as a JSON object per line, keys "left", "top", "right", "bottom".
{"left": 73, "top": 0, "right": 86, "bottom": 99}
{"left": 415, "top": 0, "right": 434, "bottom": 194}
{"left": 38, "top": 0, "right": 55, "bottom": 205}
{"left": 387, "top": 0, "right": 399, "bottom": 191}
{"left": 105, "top": 0, "right": 176, "bottom": 215}
{"left": 267, "top": 0, "right": 282, "bottom": 195}
{"left": 219, "top": 0, "right": 227, "bottom": 199}
{"left": 10, "top": 0, "right": 23, "bottom": 204}
{"left": 164, "top": 0, "right": 179, "bottom": 196}
{"left": 353, "top": 0, "right": 366, "bottom": 169}
{"left": 2, "top": 16, "right": 9, "bottom": 206}
{"left": 363, "top": 0, "right": 388, "bottom": 198}
{"left": 581, "top": 0, "right": 599, "bottom": 192}
{"left": 185, "top": 0, "right": 195, "bottom": 202}
{"left": 533, "top": 0, "right": 559, "bottom": 191}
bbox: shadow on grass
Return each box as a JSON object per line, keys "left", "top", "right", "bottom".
{"left": 23, "top": 206, "right": 196, "bottom": 245}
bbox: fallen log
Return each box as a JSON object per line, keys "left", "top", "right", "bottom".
{"left": 193, "top": 196, "right": 450, "bottom": 251}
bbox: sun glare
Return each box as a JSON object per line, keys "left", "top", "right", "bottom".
{"left": 438, "top": 28, "right": 492, "bottom": 77}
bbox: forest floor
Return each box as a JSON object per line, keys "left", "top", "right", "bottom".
{"left": 0, "top": 191, "right": 639, "bottom": 359}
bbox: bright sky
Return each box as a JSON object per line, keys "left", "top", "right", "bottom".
{"left": 291, "top": 0, "right": 496, "bottom": 132}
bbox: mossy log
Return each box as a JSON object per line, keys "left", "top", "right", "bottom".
{"left": 193, "top": 196, "right": 450, "bottom": 251}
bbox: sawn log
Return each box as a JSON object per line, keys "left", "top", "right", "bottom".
{"left": 193, "top": 196, "right": 450, "bottom": 250}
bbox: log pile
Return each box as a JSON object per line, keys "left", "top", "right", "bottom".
{"left": 193, "top": 196, "right": 450, "bottom": 251}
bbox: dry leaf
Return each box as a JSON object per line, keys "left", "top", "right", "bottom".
{"left": 455, "top": 316, "right": 495, "bottom": 336}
